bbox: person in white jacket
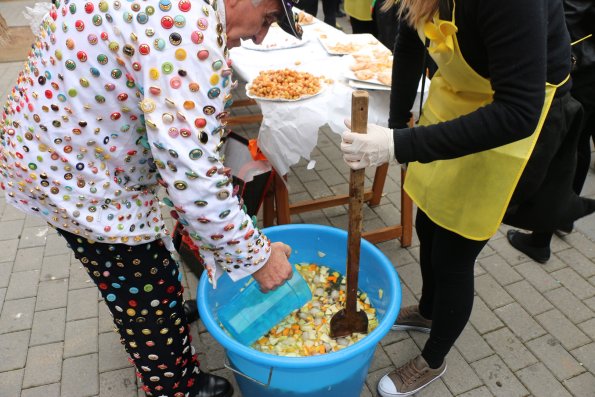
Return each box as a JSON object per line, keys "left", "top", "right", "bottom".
{"left": 0, "top": 0, "right": 302, "bottom": 396}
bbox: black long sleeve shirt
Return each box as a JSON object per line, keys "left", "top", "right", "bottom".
{"left": 390, "top": 0, "right": 572, "bottom": 164}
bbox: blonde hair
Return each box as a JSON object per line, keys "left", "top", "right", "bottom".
{"left": 382, "top": 0, "right": 440, "bottom": 27}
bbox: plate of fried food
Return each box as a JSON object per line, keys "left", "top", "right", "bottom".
{"left": 344, "top": 49, "right": 393, "bottom": 86}
{"left": 295, "top": 10, "right": 316, "bottom": 25}
{"left": 318, "top": 33, "right": 381, "bottom": 55}
{"left": 246, "top": 69, "right": 328, "bottom": 102}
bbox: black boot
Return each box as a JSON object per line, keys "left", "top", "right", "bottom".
{"left": 506, "top": 230, "right": 551, "bottom": 264}
{"left": 183, "top": 299, "right": 200, "bottom": 323}
{"left": 193, "top": 371, "right": 234, "bottom": 397}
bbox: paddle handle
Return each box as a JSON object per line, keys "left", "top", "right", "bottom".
{"left": 345, "top": 91, "right": 368, "bottom": 314}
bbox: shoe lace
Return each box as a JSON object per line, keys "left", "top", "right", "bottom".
{"left": 394, "top": 359, "right": 424, "bottom": 386}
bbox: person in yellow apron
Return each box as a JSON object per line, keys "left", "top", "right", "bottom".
{"left": 340, "top": 0, "right": 595, "bottom": 395}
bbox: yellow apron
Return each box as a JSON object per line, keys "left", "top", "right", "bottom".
{"left": 403, "top": 1, "right": 568, "bottom": 240}
{"left": 344, "top": 0, "right": 373, "bottom": 22}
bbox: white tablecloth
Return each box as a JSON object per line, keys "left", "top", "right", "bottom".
{"left": 230, "top": 19, "right": 424, "bottom": 176}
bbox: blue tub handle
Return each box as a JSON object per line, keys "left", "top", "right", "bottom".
{"left": 224, "top": 357, "right": 274, "bottom": 387}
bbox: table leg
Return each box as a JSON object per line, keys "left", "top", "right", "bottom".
{"left": 369, "top": 163, "right": 389, "bottom": 206}
{"left": 274, "top": 172, "right": 291, "bottom": 224}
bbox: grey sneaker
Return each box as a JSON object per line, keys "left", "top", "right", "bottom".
{"left": 392, "top": 305, "right": 432, "bottom": 333}
{"left": 377, "top": 355, "right": 447, "bottom": 397}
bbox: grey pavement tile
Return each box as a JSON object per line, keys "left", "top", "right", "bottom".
{"left": 0, "top": 287, "right": 5, "bottom": 313}
{"left": 570, "top": 342, "right": 595, "bottom": 374}
{"left": 516, "top": 363, "right": 572, "bottom": 397}
{"left": 457, "top": 386, "right": 494, "bottom": 397}
{"left": 484, "top": 328, "right": 537, "bottom": 372}
{"left": 64, "top": 317, "right": 98, "bottom": 358}
{"left": 474, "top": 274, "right": 515, "bottom": 309}
{"left": 0, "top": 368, "right": 24, "bottom": 397}
{"left": 544, "top": 287, "right": 593, "bottom": 324}
{"left": 66, "top": 287, "right": 98, "bottom": 321}
{"left": 61, "top": 353, "right": 99, "bottom": 397}
{"left": 0, "top": 239, "right": 19, "bottom": 263}
{"left": 6, "top": 270, "right": 39, "bottom": 300}
{"left": 17, "top": 226, "right": 49, "bottom": 249}
{"left": 366, "top": 367, "right": 389, "bottom": 397}
{"left": 535, "top": 309, "right": 590, "bottom": 350}
{"left": 0, "top": 297, "right": 35, "bottom": 333}
{"left": 35, "top": 279, "right": 68, "bottom": 311}
{"left": 562, "top": 372, "right": 595, "bottom": 397}
{"left": 316, "top": 167, "right": 347, "bottom": 187}
{"left": 395, "top": 263, "right": 422, "bottom": 297}
{"left": 39, "top": 253, "right": 70, "bottom": 281}
{"left": 556, "top": 248, "right": 595, "bottom": 278}
{"left": 476, "top": 254, "right": 523, "bottom": 286}
{"left": 22, "top": 342, "right": 63, "bottom": 388}
{"left": 68, "top": 261, "right": 93, "bottom": 290}
{"left": 99, "top": 367, "right": 137, "bottom": 397}
{"left": 198, "top": 331, "right": 227, "bottom": 371}
{"left": 562, "top": 232, "right": 595, "bottom": 261}
{"left": 383, "top": 338, "right": 421, "bottom": 368}
{"left": 0, "top": 330, "right": 30, "bottom": 372}
{"left": 43, "top": 233, "right": 70, "bottom": 256}
{"left": 585, "top": 296, "right": 595, "bottom": 312}
{"left": 304, "top": 179, "right": 334, "bottom": 200}
{"left": 470, "top": 355, "right": 528, "bottom": 397}
{"left": 98, "top": 300, "right": 116, "bottom": 334}
{"left": 98, "top": 331, "right": 131, "bottom": 373}
{"left": 488, "top": 237, "right": 532, "bottom": 267}
{"left": 550, "top": 267, "right": 595, "bottom": 300}
{"left": 367, "top": 343, "right": 392, "bottom": 373}
{"left": 23, "top": 214, "right": 48, "bottom": 228}
{"left": 442, "top": 349, "right": 484, "bottom": 395}
{"left": 376, "top": 240, "right": 417, "bottom": 267}
{"left": 578, "top": 317, "right": 595, "bottom": 340}
{"left": 454, "top": 324, "right": 494, "bottom": 363}
{"left": 0, "top": 219, "right": 23, "bottom": 241}
{"left": 469, "top": 297, "right": 504, "bottom": 335}
{"left": 514, "top": 262, "right": 560, "bottom": 293}
{"left": 29, "top": 308, "right": 66, "bottom": 346}
{"left": 526, "top": 335, "right": 586, "bottom": 381}
{"left": 504, "top": 280, "right": 553, "bottom": 316}
{"left": 2, "top": 205, "right": 26, "bottom": 221}
{"left": 20, "top": 383, "right": 61, "bottom": 397}
{"left": 494, "top": 302, "right": 546, "bottom": 343}
{"left": 0, "top": 261, "right": 13, "bottom": 288}
{"left": 13, "top": 246, "right": 44, "bottom": 272}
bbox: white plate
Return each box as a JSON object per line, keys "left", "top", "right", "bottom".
{"left": 348, "top": 79, "right": 391, "bottom": 91}
{"left": 318, "top": 33, "right": 383, "bottom": 55}
{"left": 294, "top": 11, "right": 317, "bottom": 25}
{"left": 343, "top": 53, "right": 393, "bottom": 86}
{"left": 246, "top": 82, "right": 327, "bottom": 102}
{"left": 242, "top": 34, "right": 309, "bottom": 51}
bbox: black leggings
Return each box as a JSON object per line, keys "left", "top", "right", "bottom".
{"left": 415, "top": 210, "right": 488, "bottom": 368}
{"left": 57, "top": 229, "right": 198, "bottom": 397}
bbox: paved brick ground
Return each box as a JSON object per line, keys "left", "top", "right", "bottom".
{"left": 1, "top": 1, "right": 594, "bottom": 396}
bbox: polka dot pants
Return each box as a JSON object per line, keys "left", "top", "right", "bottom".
{"left": 58, "top": 229, "right": 200, "bottom": 397}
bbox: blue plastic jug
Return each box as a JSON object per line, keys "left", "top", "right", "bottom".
{"left": 218, "top": 267, "right": 312, "bottom": 346}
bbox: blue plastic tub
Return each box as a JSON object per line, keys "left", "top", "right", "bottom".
{"left": 198, "top": 224, "right": 401, "bottom": 397}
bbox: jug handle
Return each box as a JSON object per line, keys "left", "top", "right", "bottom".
{"left": 224, "top": 357, "right": 274, "bottom": 387}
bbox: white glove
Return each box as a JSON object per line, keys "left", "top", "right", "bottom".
{"left": 340, "top": 122, "right": 395, "bottom": 170}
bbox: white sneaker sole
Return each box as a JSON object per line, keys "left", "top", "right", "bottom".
{"left": 377, "top": 364, "right": 447, "bottom": 397}
{"left": 391, "top": 324, "right": 431, "bottom": 333}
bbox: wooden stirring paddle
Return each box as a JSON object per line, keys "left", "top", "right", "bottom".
{"left": 330, "top": 91, "right": 369, "bottom": 338}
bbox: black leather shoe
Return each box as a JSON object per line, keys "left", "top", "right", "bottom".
{"left": 183, "top": 299, "right": 200, "bottom": 323}
{"left": 507, "top": 230, "right": 550, "bottom": 264}
{"left": 193, "top": 371, "right": 234, "bottom": 397}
